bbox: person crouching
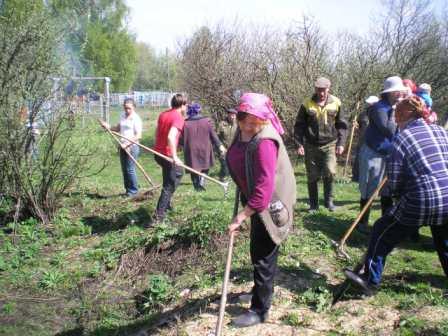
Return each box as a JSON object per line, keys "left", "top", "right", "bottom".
{"left": 345, "top": 95, "right": 448, "bottom": 295}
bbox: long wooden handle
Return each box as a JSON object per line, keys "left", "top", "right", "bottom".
{"left": 215, "top": 231, "right": 235, "bottom": 336}
{"left": 343, "top": 120, "right": 357, "bottom": 177}
{"left": 110, "top": 130, "right": 228, "bottom": 191}
{"left": 215, "top": 189, "right": 240, "bottom": 336}
{"left": 343, "top": 101, "right": 361, "bottom": 177}
{"left": 99, "top": 121, "right": 155, "bottom": 187}
{"left": 339, "top": 177, "right": 388, "bottom": 246}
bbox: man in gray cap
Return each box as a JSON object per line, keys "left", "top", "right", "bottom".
{"left": 294, "top": 77, "right": 348, "bottom": 212}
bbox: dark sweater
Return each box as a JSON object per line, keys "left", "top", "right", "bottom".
{"left": 364, "top": 99, "right": 397, "bottom": 155}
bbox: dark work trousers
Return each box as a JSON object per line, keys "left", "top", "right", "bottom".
{"left": 250, "top": 214, "right": 279, "bottom": 315}
{"left": 190, "top": 169, "right": 208, "bottom": 190}
{"left": 154, "top": 155, "right": 183, "bottom": 218}
{"left": 218, "top": 155, "right": 229, "bottom": 180}
{"left": 365, "top": 215, "right": 448, "bottom": 285}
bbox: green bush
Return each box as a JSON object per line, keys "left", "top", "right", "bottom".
{"left": 179, "top": 208, "right": 230, "bottom": 247}
{"left": 149, "top": 222, "right": 178, "bottom": 246}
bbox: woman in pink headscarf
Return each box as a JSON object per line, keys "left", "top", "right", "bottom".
{"left": 226, "top": 93, "right": 296, "bottom": 328}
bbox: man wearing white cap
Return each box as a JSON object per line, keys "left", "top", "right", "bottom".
{"left": 295, "top": 77, "right": 348, "bottom": 212}
{"left": 358, "top": 76, "right": 405, "bottom": 230}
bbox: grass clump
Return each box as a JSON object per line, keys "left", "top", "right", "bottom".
{"left": 137, "top": 274, "right": 177, "bottom": 313}
{"left": 298, "top": 284, "right": 332, "bottom": 312}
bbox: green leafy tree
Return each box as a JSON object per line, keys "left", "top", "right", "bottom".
{"left": 134, "top": 42, "right": 178, "bottom": 91}
{"left": 49, "top": 0, "right": 137, "bottom": 91}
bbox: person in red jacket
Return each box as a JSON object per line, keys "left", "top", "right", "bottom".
{"left": 153, "top": 93, "right": 187, "bottom": 221}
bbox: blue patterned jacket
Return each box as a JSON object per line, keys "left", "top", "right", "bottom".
{"left": 387, "top": 118, "right": 448, "bottom": 226}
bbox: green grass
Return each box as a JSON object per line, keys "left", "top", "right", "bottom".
{"left": 1, "top": 106, "right": 447, "bottom": 335}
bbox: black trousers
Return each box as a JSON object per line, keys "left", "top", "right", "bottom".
{"left": 154, "top": 155, "right": 183, "bottom": 218}
{"left": 190, "top": 169, "right": 208, "bottom": 190}
{"left": 218, "top": 155, "right": 229, "bottom": 179}
{"left": 250, "top": 214, "right": 279, "bottom": 315}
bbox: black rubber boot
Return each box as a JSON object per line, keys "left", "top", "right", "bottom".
{"left": 307, "top": 182, "right": 319, "bottom": 213}
{"left": 323, "top": 178, "right": 336, "bottom": 212}
{"left": 380, "top": 196, "right": 393, "bottom": 216}
{"left": 232, "top": 310, "right": 268, "bottom": 328}
{"left": 357, "top": 198, "right": 370, "bottom": 234}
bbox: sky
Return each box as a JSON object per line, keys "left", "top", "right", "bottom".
{"left": 125, "top": 0, "right": 445, "bottom": 53}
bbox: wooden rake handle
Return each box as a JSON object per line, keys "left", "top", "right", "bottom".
{"left": 110, "top": 130, "right": 229, "bottom": 192}
{"left": 338, "top": 176, "right": 388, "bottom": 248}
{"left": 215, "top": 188, "right": 240, "bottom": 336}
{"left": 343, "top": 101, "right": 361, "bottom": 178}
{"left": 99, "top": 120, "right": 155, "bottom": 187}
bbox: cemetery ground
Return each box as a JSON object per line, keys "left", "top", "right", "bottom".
{"left": 0, "top": 107, "right": 447, "bottom": 336}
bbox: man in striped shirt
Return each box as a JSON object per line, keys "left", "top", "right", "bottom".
{"left": 345, "top": 96, "right": 448, "bottom": 294}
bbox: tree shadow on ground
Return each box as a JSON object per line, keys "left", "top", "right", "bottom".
{"left": 302, "top": 211, "right": 436, "bottom": 253}
{"left": 302, "top": 211, "right": 369, "bottom": 250}
{"left": 295, "top": 198, "right": 360, "bottom": 209}
{"left": 63, "top": 191, "right": 119, "bottom": 200}
{"left": 382, "top": 272, "right": 448, "bottom": 292}
{"left": 82, "top": 206, "right": 152, "bottom": 234}
{"left": 334, "top": 272, "right": 448, "bottom": 303}
{"left": 82, "top": 293, "right": 226, "bottom": 336}
{"left": 78, "top": 261, "right": 333, "bottom": 336}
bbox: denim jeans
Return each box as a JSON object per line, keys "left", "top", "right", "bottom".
{"left": 365, "top": 215, "right": 448, "bottom": 285}
{"left": 155, "top": 155, "right": 183, "bottom": 218}
{"left": 119, "top": 145, "right": 139, "bottom": 195}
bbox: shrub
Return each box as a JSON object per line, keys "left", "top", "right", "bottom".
{"left": 139, "top": 274, "right": 176, "bottom": 312}
{"left": 178, "top": 208, "right": 230, "bottom": 247}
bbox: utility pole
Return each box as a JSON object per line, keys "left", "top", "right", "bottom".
{"left": 166, "top": 47, "right": 170, "bottom": 91}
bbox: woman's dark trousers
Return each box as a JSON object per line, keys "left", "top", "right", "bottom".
{"left": 250, "top": 215, "right": 279, "bottom": 315}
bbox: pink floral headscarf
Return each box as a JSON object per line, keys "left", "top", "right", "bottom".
{"left": 237, "top": 93, "right": 285, "bottom": 135}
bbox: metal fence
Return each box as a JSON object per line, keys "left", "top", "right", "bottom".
{"left": 110, "top": 91, "right": 173, "bottom": 107}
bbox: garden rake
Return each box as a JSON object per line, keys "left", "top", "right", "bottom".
{"left": 332, "top": 177, "right": 388, "bottom": 260}
{"left": 98, "top": 120, "right": 161, "bottom": 199}
{"left": 332, "top": 253, "right": 366, "bottom": 306}
{"left": 341, "top": 101, "right": 361, "bottom": 180}
{"left": 213, "top": 188, "right": 240, "bottom": 336}
{"left": 111, "top": 131, "right": 230, "bottom": 196}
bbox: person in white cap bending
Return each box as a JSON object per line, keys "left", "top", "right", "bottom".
{"left": 357, "top": 76, "right": 405, "bottom": 233}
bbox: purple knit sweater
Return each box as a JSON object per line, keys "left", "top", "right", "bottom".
{"left": 227, "top": 139, "right": 278, "bottom": 212}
